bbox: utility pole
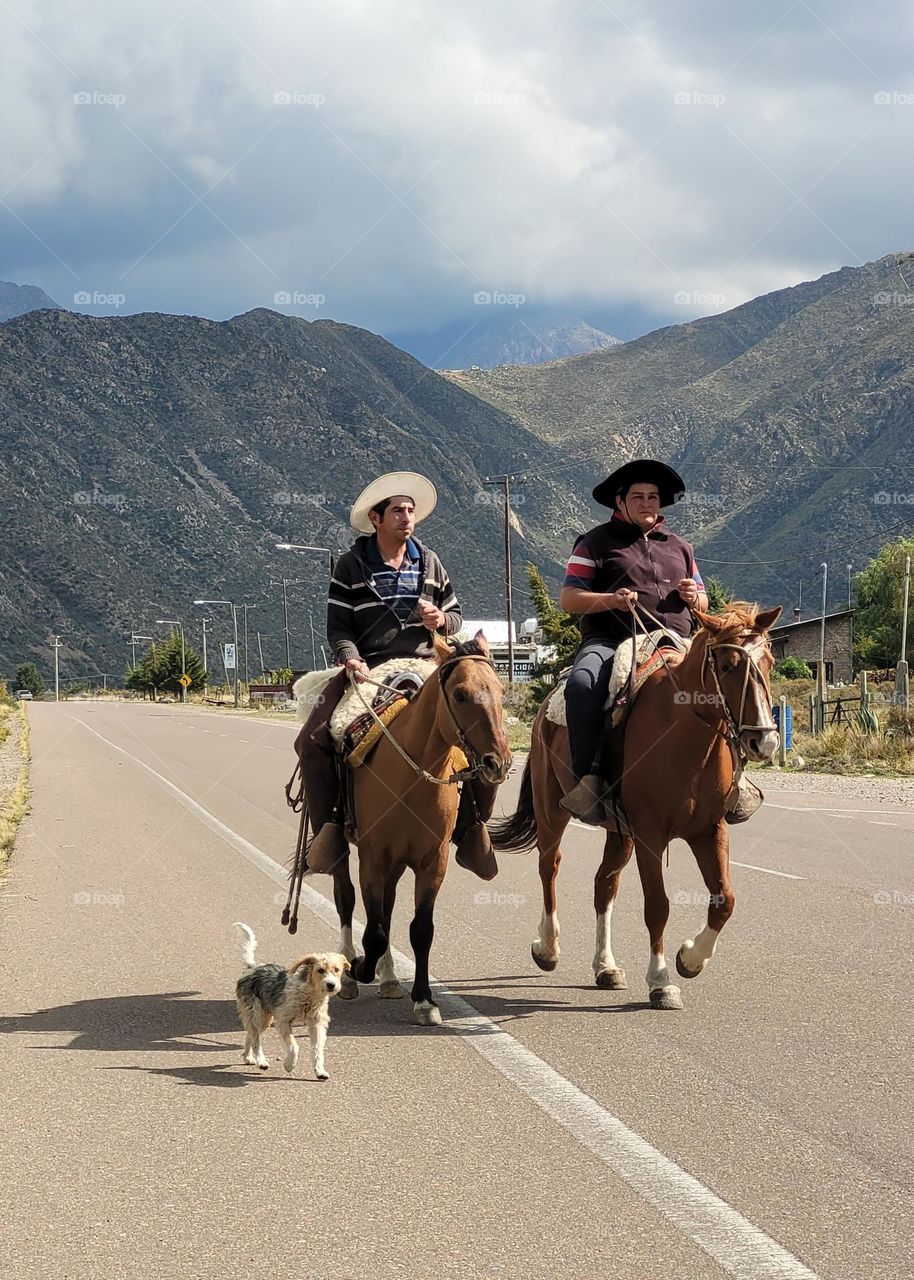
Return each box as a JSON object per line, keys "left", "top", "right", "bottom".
{"left": 269, "top": 577, "right": 307, "bottom": 669}
{"left": 201, "top": 618, "right": 210, "bottom": 699}
{"left": 51, "top": 635, "right": 62, "bottom": 702}
{"left": 895, "top": 554, "right": 911, "bottom": 707}
{"left": 817, "top": 562, "right": 828, "bottom": 730}
{"left": 241, "top": 604, "right": 257, "bottom": 695}
{"left": 309, "top": 614, "right": 317, "bottom": 670}
{"left": 257, "top": 631, "right": 266, "bottom": 679}
{"left": 482, "top": 474, "right": 527, "bottom": 686}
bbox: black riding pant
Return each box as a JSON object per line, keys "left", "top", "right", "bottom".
{"left": 565, "top": 639, "right": 616, "bottom": 779}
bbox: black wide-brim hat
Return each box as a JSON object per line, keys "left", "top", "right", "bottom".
{"left": 592, "top": 459, "right": 686, "bottom": 509}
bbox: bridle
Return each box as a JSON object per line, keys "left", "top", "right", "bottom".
{"left": 700, "top": 631, "right": 775, "bottom": 743}
{"left": 348, "top": 652, "right": 504, "bottom": 786}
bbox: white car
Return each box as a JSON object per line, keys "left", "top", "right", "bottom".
{"left": 15, "top": 690, "right": 33, "bottom": 700}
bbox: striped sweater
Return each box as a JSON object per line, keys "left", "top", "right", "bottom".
{"left": 326, "top": 534, "right": 463, "bottom": 667}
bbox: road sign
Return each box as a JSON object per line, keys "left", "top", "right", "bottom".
{"left": 178, "top": 674, "right": 192, "bottom": 688}
{"left": 223, "top": 643, "right": 236, "bottom": 669}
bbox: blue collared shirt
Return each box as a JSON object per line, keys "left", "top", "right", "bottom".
{"left": 365, "top": 536, "right": 421, "bottom": 623}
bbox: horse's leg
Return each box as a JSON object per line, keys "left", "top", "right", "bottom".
{"left": 410, "top": 858, "right": 446, "bottom": 1026}
{"left": 333, "top": 862, "right": 359, "bottom": 1000}
{"left": 350, "top": 858, "right": 389, "bottom": 986}
{"left": 532, "top": 751, "right": 568, "bottom": 972}
{"left": 378, "top": 864, "right": 406, "bottom": 999}
{"left": 676, "top": 823, "right": 734, "bottom": 979}
{"left": 635, "top": 833, "right": 683, "bottom": 1010}
{"left": 592, "top": 832, "right": 633, "bottom": 989}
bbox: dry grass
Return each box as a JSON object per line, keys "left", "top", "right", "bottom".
{"left": 0, "top": 703, "right": 31, "bottom": 872}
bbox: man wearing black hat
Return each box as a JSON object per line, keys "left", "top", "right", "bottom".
{"left": 559, "top": 459, "right": 707, "bottom": 823}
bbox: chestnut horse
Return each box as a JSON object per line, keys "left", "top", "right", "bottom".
{"left": 491, "top": 605, "right": 781, "bottom": 1009}
{"left": 333, "top": 634, "right": 511, "bottom": 1025}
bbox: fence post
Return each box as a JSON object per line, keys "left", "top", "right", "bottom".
{"left": 779, "top": 695, "right": 787, "bottom": 766}
{"left": 808, "top": 692, "right": 816, "bottom": 735}
{"left": 860, "top": 669, "right": 868, "bottom": 714}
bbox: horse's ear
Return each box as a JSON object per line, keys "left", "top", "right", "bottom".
{"left": 473, "top": 629, "right": 490, "bottom": 656}
{"left": 433, "top": 633, "right": 452, "bottom": 661}
{"left": 694, "top": 609, "right": 723, "bottom": 632}
{"left": 754, "top": 606, "right": 782, "bottom": 633}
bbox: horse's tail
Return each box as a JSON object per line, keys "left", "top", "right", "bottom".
{"left": 490, "top": 755, "right": 538, "bottom": 853}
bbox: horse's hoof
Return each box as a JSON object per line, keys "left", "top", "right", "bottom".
{"left": 675, "top": 948, "right": 703, "bottom": 980}
{"left": 379, "top": 981, "right": 404, "bottom": 1000}
{"left": 649, "top": 986, "right": 683, "bottom": 1010}
{"left": 338, "top": 976, "right": 359, "bottom": 1000}
{"left": 413, "top": 1001, "right": 442, "bottom": 1026}
{"left": 595, "top": 967, "right": 627, "bottom": 990}
{"left": 531, "top": 944, "right": 558, "bottom": 972}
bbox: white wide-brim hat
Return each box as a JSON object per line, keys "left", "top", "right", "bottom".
{"left": 349, "top": 471, "right": 437, "bottom": 534}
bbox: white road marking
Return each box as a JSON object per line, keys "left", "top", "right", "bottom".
{"left": 766, "top": 802, "right": 914, "bottom": 818}
{"left": 571, "top": 820, "right": 807, "bottom": 882}
{"left": 730, "top": 861, "right": 805, "bottom": 880}
{"left": 71, "top": 713, "right": 820, "bottom": 1280}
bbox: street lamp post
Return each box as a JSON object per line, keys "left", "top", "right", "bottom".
{"left": 275, "top": 546, "right": 337, "bottom": 671}
{"left": 200, "top": 618, "right": 210, "bottom": 699}
{"left": 194, "top": 600, "right": 240, "bottom": 708}
{"left": 156, "top": 619, "right": 186, "bottom": 703}
{"left": 51, "top": 635, "right": 62, "bottom": 703}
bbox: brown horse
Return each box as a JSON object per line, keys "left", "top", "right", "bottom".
{"left": 491, "top": 604, "right": 781, "bottom": 1009}
{"left": 333, "top": 633, "right": 511, "bottom": 1025}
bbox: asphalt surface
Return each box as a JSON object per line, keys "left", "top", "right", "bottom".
{"left": 2, "top": 702, "right": 913, "bottom": 1280}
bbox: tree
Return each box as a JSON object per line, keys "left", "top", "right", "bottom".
{"left": 124, "top": 634, "right": 207, "bottom": 697}
{"left": 14, "top": 662, "right": 45, "bottom": 697}
{"left": 526, "top": 564, "right": 580, "bottom": 703}
{"left": 853, "top": 534, "right": 914, "bottom": 669}
{"left": 775, "top": 656, "right": 813, "bottom": 680}
{"left": 704, "top": 575, "right": 735, "bottom": 614}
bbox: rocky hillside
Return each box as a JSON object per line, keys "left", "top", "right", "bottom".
{"left": 0, "top": 308, "right": 586, "bottom": 677}
{"left": 447, "top": 253, "right": 914, "bottom": 609}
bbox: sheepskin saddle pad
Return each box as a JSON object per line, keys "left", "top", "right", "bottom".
{"left": 293, "top": 657, "right": 439, "bottom": 767}
{"left": 545, "top": 631, "right": 690, "bottom": 729}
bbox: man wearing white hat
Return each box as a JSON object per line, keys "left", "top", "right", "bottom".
{"left": 298, "top": 471, "right": 500, "bottom": 880}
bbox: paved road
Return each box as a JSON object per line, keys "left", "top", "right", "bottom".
{"left": 2, "top": 702, "right": 912, "bottom": 1280}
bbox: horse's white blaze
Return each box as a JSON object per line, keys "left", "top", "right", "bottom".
{"left": 680, "top": 925, "right": 719, "bottom": 973}
{"left": 592, "top": 903, "right": 617, "bottom": 976}
{"left": 377, "top": 945, "right": 397, "bottom": 985}
{"left": 754, "top": 729, "right": 779, "bottom": 758}
{"left": 534, "top": 910, "right": 560, "bottom": 962}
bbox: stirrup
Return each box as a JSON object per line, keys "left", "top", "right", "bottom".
{"left": 725, "top": 775, "right": 764, "bottom": 824}
{"left": 560, "top": 774, "right": 608, "bottom": 825}
{"left": 306, "top": 822, "right": 350, "bottom": 874}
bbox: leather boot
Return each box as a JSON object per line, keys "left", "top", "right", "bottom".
{"left": 725, "top": 775, "right": 764, "bottom": 824}
{"left": 455, "top": 823, "right": 498, "bottom": 881}
{"left": 453, "top": 778, "right": 499, "bottom": 880}
{"left": 306, "top": 821, "right": 350, "bottom": 874}
{"left": 560, "top": 773, "right": 608, "bottom": 825}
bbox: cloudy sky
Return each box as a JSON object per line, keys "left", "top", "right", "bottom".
{"left": 1, "top": 0, "right": 911, "bottom": 346}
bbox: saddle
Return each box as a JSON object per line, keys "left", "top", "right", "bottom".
{"left": 549, "top": 631, "right": 690, "bottom": 834}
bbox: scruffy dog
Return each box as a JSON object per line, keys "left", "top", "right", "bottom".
{"left": 233, "top": 923, "right": 349, "bottom": 1079}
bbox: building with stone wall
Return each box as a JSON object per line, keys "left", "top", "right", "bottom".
{"left": 768, "top": 610, "right": 854, "bottom": 684}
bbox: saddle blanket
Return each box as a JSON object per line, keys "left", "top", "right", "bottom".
{"left": 546, "top": 630, "right": 690, "bottom": 728}
{"left": 294, "top": 657, "right": 438, "bottom": 747}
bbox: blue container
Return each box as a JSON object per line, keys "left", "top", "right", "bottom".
{"left": 772, "top": 703, "right": 792, "bottom": 750}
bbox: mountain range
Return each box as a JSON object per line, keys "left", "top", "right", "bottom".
{"left": 390, "top": 307, "right": 622, "bottom": 369}
{"left": 1, "top": 252, "right": 913, "bottom": 679}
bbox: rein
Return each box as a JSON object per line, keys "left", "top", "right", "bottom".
{"left": 626, "top": 600, "right": 773, "bottom": 786}
{"left": 347, "top": 653, "right": 496, "bottom": 786}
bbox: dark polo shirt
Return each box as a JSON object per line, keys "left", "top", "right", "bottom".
{"left": 563, "top": 513, "right": 704, "bottom": 645}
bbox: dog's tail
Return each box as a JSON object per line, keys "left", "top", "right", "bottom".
{"left": 233, "top": 922, "right": 258, "bottom": 969}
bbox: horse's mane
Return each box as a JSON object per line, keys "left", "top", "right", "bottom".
{"left": 445, "top": 636, "right": 489, "bottom": 660}
{"left": 699, "top": 601, "right": 766, "bottom": 642}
